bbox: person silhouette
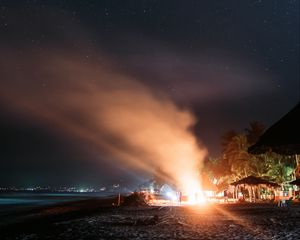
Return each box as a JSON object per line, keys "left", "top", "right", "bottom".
{"left": 224, "top": 189, "right": 228, "bottom": 203}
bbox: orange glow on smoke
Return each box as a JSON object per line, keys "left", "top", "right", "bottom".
{"left": 0, "top": 50, "right": 207, "bottom": 192}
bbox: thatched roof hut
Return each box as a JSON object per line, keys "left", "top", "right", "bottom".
{"left": 248, "top": 102, "right": 300, "bottom": 155}
{"left": 289, "top": 178, "right": 300, "bottom": 186}
{"left": 230, "top": 175, "right": 280, "bottom": 188}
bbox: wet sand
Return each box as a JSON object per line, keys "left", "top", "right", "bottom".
{"left": 1, "top": 199, "right": 300, "bottom": 240}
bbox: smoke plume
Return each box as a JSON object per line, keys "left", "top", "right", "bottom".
{"left": 0, "top": 50, "right": 207, "bottom": 192}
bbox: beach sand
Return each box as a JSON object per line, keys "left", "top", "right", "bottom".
{"left": 1, "top": 198, "right": 300, "bottom": 240}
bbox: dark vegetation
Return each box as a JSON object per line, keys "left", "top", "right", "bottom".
{"left": 203, "top": 122, "right": 297, "bottom": 190}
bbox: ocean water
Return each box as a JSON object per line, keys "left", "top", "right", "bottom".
{"left": 0, "top": 192, "right": 114, "bottom": 217}
{"left": 0, "top": 192, "right": 113, "bottom": 205}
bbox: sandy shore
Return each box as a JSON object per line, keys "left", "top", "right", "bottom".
{"left": 1, "top": 199, "right": 300, "bottom": 240}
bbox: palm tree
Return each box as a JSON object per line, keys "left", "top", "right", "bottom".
{"left": 215, "top": 122, "right": 295, "bottom": 194}
{"left": 224, "top": 134, "right": 254, "bottom": 178}
{"left": 265, "top": 153, "right": 296, "bottom": 184}
{"left": 203, "top": 157, "right": 231, "bottom": 179}
{"left": 245, "top": 121, "right": 265, "bottom": 145}
{"left": 221, "top": 130, "right": 238, "bottom": 152}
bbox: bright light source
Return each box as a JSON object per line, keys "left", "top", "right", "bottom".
{"left": 187, "top": 190, "right": 207, "bottom": 205}
{"left": 166, "top": 191, "right": 177, "bottom": 201}
{"left": 183, "top": 178, "right": 207, "bottom": 205}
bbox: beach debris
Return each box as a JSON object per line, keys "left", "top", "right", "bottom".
{"left": 121, "top": 192, "right": 148, "bottom": 207}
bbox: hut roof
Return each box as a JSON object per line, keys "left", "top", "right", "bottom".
{"left": 248, "top": 102, "right": 300, "bottom": 155}
{"left": 230, "top": 175, "right": 280, "bottom": 187}
{"left": 290, "top": 178, "right": 300, "bottom": 186}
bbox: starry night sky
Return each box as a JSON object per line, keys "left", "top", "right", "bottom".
{"left": 0, "top": 0, "right": 299, "bottom": 187}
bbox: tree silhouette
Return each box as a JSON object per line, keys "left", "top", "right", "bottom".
{"left": 221, "top": 130, "right": 238, "bottom": 152}
{"left": 245, "top": 121, "right": 265, "bottom": 145}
